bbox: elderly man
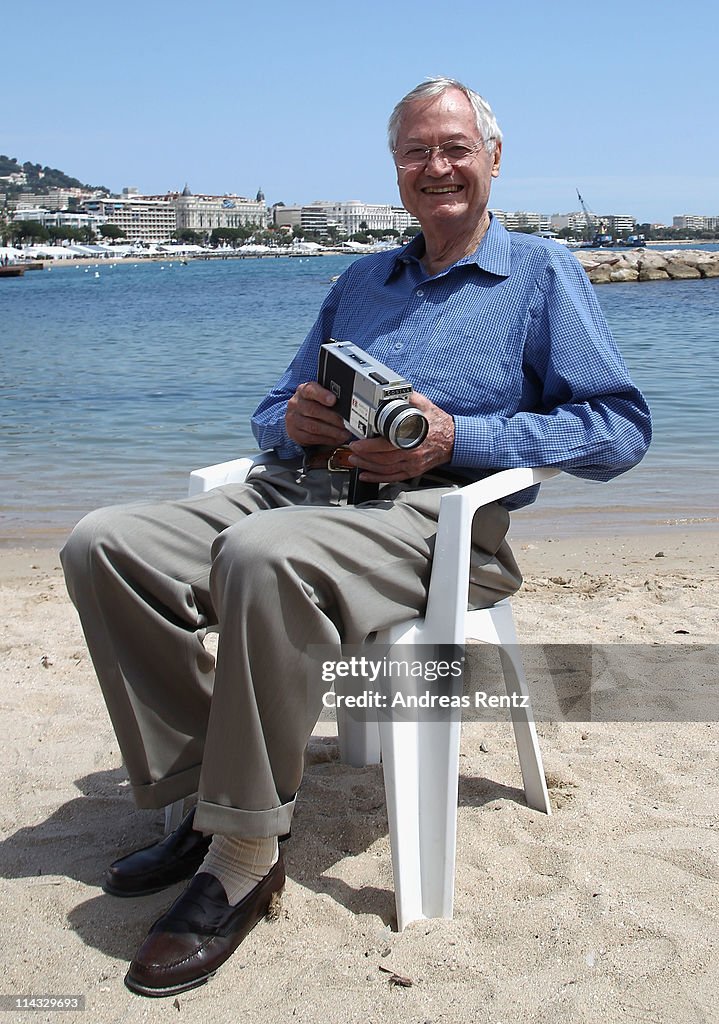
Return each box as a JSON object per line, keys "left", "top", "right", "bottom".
{"left": 61, "top": 77, "right": 651, "bottom": 997}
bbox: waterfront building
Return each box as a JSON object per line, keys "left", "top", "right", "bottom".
{"left": 605, "top": 214, "right": 635, "bottom": 235}
{"left": 492, "top": 210, "right": 553, "bottom": 233}
{"left": 299, "top": 203, "right": 333, "bottom": 234}
{"left": 549, "top": 210, "right": 637, "bottom": 236}
{"left": 174, "top": 185, "right": 267, "bottom": 234}
{"left": 81, "top": 195, "right": 177, "bottom": 242}
{"left": 673, "top": 214, "right": 718, "bottom": 232}
{"left": 273, "top": 205, "right": 303, "bottom": 230}
{"left": 11, "top": 206, "right": 52, "bottom": 222}
{"left": 272, "top": 200, "right": 419, "bottom": 237}
{"left": 673, "top": 214, "right": 705, "bottom": 231}
{"left": 549, "top": 211, "right": 593, "bottom": 234}
{"left": 390, "top": 207, "right": 421, "bottom": 234}
{"left": 80, "top": 187, "right": 267, "bottom": 242}
{"left": 330, "top": 201, "right": 394, "bottom": 235}
{"left": 11, "top": 206, "right": 107, "bottom": 234}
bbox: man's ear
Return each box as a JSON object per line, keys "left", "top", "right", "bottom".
{"left": 491, "top": 140, "right": 502, "bottom": 178}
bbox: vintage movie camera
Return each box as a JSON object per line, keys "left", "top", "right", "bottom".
{"left": 317, "top": 340, "right": 428, "bottom": 449}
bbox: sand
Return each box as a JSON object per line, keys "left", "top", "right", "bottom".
{"left": 1, "top": 526, "right": 717, "bottom": 1023}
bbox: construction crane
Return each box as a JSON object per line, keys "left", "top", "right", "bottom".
{"left": 576, "top": 189, "right": 613, "bottom": 247}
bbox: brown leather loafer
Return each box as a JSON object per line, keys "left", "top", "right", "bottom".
{"left": 103, "top": 808, "right": 212, "bottom": 897}
{"left": 124, "top": 854, "right": 285, "bottom": 997}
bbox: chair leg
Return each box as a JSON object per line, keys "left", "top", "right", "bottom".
{"left": 378, "top": 690, "right": 461, "bottom": 930}
{"left": 336, "top": 707, "right": 381, "bottom": 767}
{"left": 467, "top": 603, "right": 551, "bottom": 816}
{"left": 492, "top": 619, "right": 552, "bottom": 815}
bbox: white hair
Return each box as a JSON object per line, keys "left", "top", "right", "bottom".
{"left": 388, "top": 77, "right": 502, "bottom": 155}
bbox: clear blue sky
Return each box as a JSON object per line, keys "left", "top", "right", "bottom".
{"left": 4, "top": 0, "right": 717, "bottom": 224}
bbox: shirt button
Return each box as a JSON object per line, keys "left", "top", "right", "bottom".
{"left": 394, "top": 342, "right": 403, "bottom": 351}
{"left": 416, "top": 289, "right": 424, "bottom": 297}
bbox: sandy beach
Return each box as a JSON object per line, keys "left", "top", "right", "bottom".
{"left": 1, "top": 524, "right": 717, "bottom": 1022}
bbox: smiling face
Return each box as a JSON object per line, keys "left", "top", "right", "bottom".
{"left": 394, "top": 87, "right": 501, "bottom": 242}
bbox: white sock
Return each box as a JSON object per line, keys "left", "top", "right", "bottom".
{"left": 198, "top": 834, "right": 279, "bottom": 906}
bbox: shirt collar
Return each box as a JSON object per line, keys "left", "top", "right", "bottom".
{"left": 385, "top": 213, "right": 512, "bottom": 282}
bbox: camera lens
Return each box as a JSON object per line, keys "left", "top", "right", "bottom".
{"left": 376, "top": 400, "right": 429, "bottom": 449}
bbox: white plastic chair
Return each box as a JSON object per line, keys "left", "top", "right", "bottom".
{"left": 170, "top": 456, "right": 558, "bottom": 930}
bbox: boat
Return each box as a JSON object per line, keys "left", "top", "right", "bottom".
{"left": 623, "top": 234, "right": 647, "bottom": 248}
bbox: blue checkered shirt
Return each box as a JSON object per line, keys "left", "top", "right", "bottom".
{"left": 252, "top": 216, "right": 651, "bottom": 508}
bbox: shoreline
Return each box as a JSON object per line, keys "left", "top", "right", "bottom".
{"left": 4, "top": 519, "right": 717, "bottom": 570}
{"left": 11, "top": 250, "right": 357, "bottom": 270}
{"left": 7, "top": 238, "right": 719, "bottom": 274}
{"left": 3, "top": 507, "right": 718, "bottom": 551}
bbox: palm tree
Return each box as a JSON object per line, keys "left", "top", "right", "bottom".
{"left": 0, "top": 206, "right": 15, "bottom": 245}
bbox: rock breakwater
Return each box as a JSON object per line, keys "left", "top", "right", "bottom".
{"left": 574, "top": 248, "right": 719, "bottom": 284}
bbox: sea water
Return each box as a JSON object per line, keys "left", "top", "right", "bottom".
{"left": 1, "top": 254, "right": 717, "bottom": 542}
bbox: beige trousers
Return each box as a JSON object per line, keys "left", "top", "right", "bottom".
{"left": 61, "top": 458, "right": 521, "bottom": 838}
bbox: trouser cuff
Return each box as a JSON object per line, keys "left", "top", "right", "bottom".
{"left": 194, "top": 796, "right": 296, "bottom": 839}
{"left": 131, "top": 764, "right": 202, "bottom": 810}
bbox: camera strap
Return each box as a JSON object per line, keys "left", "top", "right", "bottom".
{"left": 348, "top": 468, "right": 379, "bottom": 504}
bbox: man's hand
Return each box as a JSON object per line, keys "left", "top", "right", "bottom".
{"left": 285, "top": 381, "right": 352, "bottom": 448}
{"left": 347, "top": 392, "right": 455, "bottom": 482}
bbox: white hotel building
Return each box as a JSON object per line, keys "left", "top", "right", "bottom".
{"left": 11, "top": 205, "right": 107, "bottom": 234}
{"left": 549, "top": 211, "right": 636, "bottom": 235}
{"left": 174, "top": 186, "right": 267, "bottom": 233}
{"left": 81, "top": 195, "right": 177, "bottom": 241}
{"left": 273, "top": 200, "right": 419, "bottom": 236}
{"left": 492, "top": 209, "right": 553, "bottom": 233}
{"left": 81, "top": 186, "right": 267, "bottom": 242}
{"left": 673, "top": 214, "right": 718, "bottom": 232}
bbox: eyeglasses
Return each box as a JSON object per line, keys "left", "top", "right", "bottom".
{"left": 393, "top": 138, "right": 491, "bottom": 169}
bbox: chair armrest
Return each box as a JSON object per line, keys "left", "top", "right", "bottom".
{"left": 188, "top": 454, "right": 273, "bottom": 496}
{"left": 425, "top": 467, "right": 561, "bottom": 642}
{"left": 442, "top": 466, "right": 560, "bottom": 519}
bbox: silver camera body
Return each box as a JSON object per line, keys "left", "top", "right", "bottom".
{"left": 318, "top": 340, "right": 429, "bottom": 450}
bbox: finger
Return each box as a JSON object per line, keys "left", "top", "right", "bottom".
{"left": 350, "top": 456, "right": 413, "bottom": 478}
{"left": 293, "top": 399, "right": 346, "bottom": 428}
{"left": 297, "top": 381, "right": 337, "bottom": 406}
{"left": 288, "top": 391, "right": 347, "bottom": 428}
{"left": 348, "top": 436, "right": 396, "bottom": 456}
{"left": 352, "top": 444, "right": 436, "bottom": 477}
{"left": 348, "top": 446, "right": 405, "bottom": 468}
{"left": 285, "top": 398, "right": 350, "bottom": 446}
{"left": 408, "top": 390, "right": 434, "bottom": 411}
{"left": 292, "top": 420, "right": 351, "bottom": 445}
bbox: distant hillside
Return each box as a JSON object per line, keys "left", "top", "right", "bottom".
{"left": 0, "top": 155, "right": 108, "bottom": 194}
